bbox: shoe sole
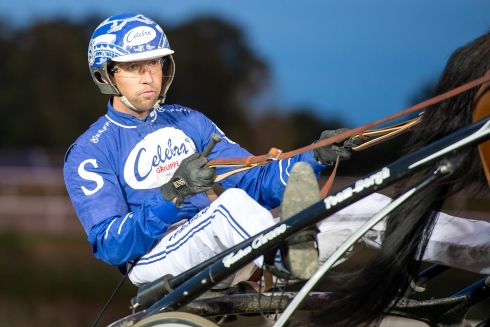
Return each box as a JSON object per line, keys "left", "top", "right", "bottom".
{"left": 280, "top": 162, "right": 321, "bottom": 280}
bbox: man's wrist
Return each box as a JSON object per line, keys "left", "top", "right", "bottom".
{"left": 151, "top": 195, "right": 182, "bottom": 223}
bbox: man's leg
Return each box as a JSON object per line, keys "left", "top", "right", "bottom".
{"left": 419, "top": 212, "right": 490, "bottom": 274}
{"left": 316, "top": 192, "right": 490, "bottom": 274}
{"left": 315, "top": 192, "right": 388, "bottom": 266}
{"left": 128, "top": 188, "right": 275, "bottom": 287}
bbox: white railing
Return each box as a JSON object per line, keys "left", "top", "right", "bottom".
{"left": 0, "top": 166, "right": 84, "bottom": 234}
{"left": 0, "top": 166, "right": 487, "bottom": 234}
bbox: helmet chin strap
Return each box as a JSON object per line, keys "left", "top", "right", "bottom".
{"left": 153, "top": 95, "right": 165, "bottom": 109}
{"left": 119, "top": 96, "right": 139, "bottom": 111}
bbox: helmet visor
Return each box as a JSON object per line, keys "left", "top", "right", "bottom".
{"left": 111, "top": 58, "right": 165, "bottom": 78}
{"left": 112, "top": 48, "right": 174, "bottom": 63}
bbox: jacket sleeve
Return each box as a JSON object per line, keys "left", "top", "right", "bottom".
{"left": 187, "top": 110, "right": 326, "bottom": 210}
{"left": 63, "top": 143, "right": 180, "bottom": 266}
{"left": 231, "top": 152, "right": 325, "bottom": 209}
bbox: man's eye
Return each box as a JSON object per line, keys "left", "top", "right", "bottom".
{"left": 127, "top": 64, "right": 138, "bottom": 71}
{"left": 148, "top": 60, "right": 159, "bottom": 67}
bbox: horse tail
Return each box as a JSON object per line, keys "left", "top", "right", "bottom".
{"left": 310, "top": 176, "right": 448, "bottom": 327}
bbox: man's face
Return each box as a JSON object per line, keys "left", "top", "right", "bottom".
{"left": 111, "top": 58, "right": 164, "bottom": 116}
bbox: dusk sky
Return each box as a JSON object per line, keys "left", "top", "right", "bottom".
{"left": 2, "top": 0, "right": 490, "bottom": 127}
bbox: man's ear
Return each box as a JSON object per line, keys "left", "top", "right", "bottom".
{"left": 102, "top": 75, "right": 116, "bottom": 85}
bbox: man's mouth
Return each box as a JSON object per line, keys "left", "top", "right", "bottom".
{"left": 140, "top": 90, "right": 156, "bottom": 97}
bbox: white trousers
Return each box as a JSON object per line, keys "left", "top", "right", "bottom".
{"left": 128, "top": 189, "right": 490, "bottom": 287}
{"left": 316, "top": 193, "right": 490, "bottom": 275}
{"left": 129, "top": 189, "right": 275, "bottom": 287}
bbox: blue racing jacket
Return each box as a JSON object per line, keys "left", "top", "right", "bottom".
{"left": 63, "top": 101, "right": 325, "bottom": 266}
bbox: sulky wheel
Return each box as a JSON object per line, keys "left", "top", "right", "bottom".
{"left": 133, "top": 312, "right": 219, "bottom": 327}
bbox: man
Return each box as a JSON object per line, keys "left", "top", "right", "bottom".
{"left": 64, "top": 13, "right": 354, "bottom": 286}
{"left": 64, "top": 13, "right": 490, "bottom": 288}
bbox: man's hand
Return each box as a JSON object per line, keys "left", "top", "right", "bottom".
{"left": 313, "top": 128, "right": 363, "bottom": 165}
{"left": 161, "top": 153, "right": 216, "bottom": 208}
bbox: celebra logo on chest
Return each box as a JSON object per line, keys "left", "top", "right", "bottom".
{"left": 124, "top": 128, "right": 197, "bottom": 189}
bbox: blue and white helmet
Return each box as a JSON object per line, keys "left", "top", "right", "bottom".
{"left": 88, "top": 13, "right": 175, "bottom": 105}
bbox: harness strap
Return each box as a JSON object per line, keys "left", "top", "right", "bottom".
{"left": 320, "top": 156, "right": 341, "bottom": 198}
{"left": 208, "top": 73, "right": 490, "bottom": 194}
{"left": 351, "top": 115, "right": 422, "bottom": 151}
{"left": 317, "top": 117, "right": 422, "bottom": 197}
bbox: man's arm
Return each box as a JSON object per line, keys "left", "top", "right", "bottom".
{"left": 64, "top": 143, "right": 180, "bottom": 265}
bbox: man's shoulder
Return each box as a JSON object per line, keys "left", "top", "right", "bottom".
{"left": 77, "top": 116, "right": 115, "bottom": 146}
{"left": 64, "top": 116, "right": 115, "bottom": 162}
{"left": 155, "top": 104, "right": 211, "bottom": 127}
{"left": 156, "top": 104, "right": 203, "bottom": 117}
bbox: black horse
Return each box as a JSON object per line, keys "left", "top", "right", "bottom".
{"left": 311, "top": 30, "right": 490, "bottom": 327}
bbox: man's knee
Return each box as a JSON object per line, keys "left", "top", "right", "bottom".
{"left": 216, "top": 188, "right": 262, "bottom": 209}
{"left": 219, "top": 188, "right": 249, "bottom": 201}
{"left": 217, "top": 188, "right": 271, "bottom": 216}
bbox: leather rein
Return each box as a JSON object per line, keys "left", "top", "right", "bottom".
{"left": 206, "top": 73, "right": 490, "bottom": 196}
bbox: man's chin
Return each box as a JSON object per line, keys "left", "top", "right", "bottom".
{"left": 132, "top": 106, "right": 152, "bottom": 112}
{"left": 135, "top": 97, "right": 161, "bottom": 111}
{"left": 132, "top": 101, "right": 157, "bottom": 112}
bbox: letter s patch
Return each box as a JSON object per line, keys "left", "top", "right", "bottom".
{"left": 78, "top": 159, "right": 104, "bottom": 195}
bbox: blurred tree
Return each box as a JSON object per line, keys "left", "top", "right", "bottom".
{"left": 0, "top": 18, "right": 107, "bottom": 151}
{"left": 250, "top": 108, "right": 345, "bottom": 153}
{"left": 0, "top": 16, "right": 345, "bottom": 157}
{"left": 337, "top": 132, "right": 412, "bottom": 176}
{"left": 165, "top": 16, "right": 271, "bottom": 150}
{"left": 337, "top": 79, "right": 438, "bottom": 176}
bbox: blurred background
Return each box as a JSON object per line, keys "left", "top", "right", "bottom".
{"left": 0, "top": 0, "right": 489, "bottom": 326}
